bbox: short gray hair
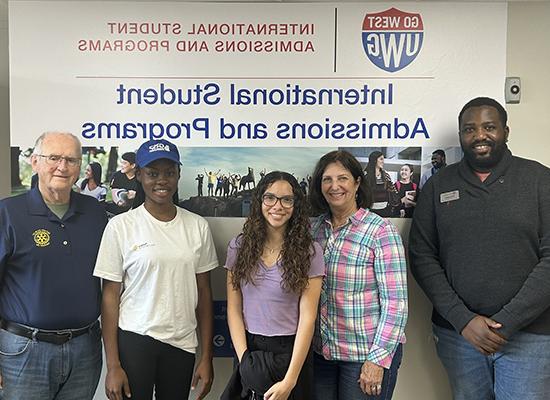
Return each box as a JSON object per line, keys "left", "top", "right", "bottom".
{"left": 33, "top": 132, "right": 82, "bottom": 156}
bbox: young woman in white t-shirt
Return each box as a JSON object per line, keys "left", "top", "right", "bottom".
{"left": 94, "top": 139, "right": 218, "bottom": 400}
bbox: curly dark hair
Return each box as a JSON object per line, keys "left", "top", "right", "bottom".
{"left": 230, "top": 171, "right": 313, "bottom": 294}
{"left": 309, "top": 150, "right": 372, "bottom": 215}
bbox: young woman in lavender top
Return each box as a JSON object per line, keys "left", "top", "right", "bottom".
{"left": 223, "top": 171, "right": 324, "bottom": 400}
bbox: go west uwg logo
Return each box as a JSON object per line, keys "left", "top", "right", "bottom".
{"left": 362, "top": 8, "right": 424, "bottom": 73}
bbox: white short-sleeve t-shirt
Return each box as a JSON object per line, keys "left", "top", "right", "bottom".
{"left": 93, "top": 204, "right": 218, "bottom": 353}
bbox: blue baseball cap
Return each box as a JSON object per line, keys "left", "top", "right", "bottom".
{"left": 136, "top": 139, "right": 181, "bottom": 168}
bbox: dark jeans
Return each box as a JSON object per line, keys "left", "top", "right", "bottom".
{"left": 118, "top": 329, "right": 195, "bottom": 400}
{"left": 313, "top": 344, "right": 403, "bottom": 400}
{"left": 246, "top": 332, "right": 313, "bottom": 399}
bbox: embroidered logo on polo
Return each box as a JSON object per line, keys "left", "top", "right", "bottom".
{"left": 33, "top": 229, "right": 51, "bottom": 247}
{"left": 148, "top": 143, "right": 170, "bottom": 153}
{"left": 362, "top": 8, "right": 424, "bottom": 73}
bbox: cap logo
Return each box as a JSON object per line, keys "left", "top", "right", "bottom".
{"left": 149, "top": 143, "right": 170, "bottom": 153}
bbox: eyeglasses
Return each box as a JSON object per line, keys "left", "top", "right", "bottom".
{"left": 36, "top": 154, "right": 81, "bottom": 167}
{"left": 262, "top": 193, "right": 295, "bottom": 209}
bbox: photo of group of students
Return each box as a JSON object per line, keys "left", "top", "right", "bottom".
{"left": 50, "top": 144, "right": 457, "bottom": 221}
{"left": 34, "top": 144, "right": 454, "bottom": 223}
{"left": 40, "top": 139, "right": 462, "bottom": 223}
{"left": 1, "top": 97, "right": 550, "bottom": 400}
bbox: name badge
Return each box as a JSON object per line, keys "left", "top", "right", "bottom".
{"left": 440, "top": 190, "right": 459, "bottom": 203}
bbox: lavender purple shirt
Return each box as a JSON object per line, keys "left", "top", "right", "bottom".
{"left": 225, "top": 237, "right": 325, "bottom": 336}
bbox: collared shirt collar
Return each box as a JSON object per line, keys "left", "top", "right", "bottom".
{"left": 458, "top": 147, "right": 513, "bottom": 187}
{"left": 322, "top": 207, "right": 369, "bottom": 229}
{"left": 26, "top": 187, "right": 83, "bottom": 221}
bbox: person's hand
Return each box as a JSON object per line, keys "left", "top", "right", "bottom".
{"left": 191, "top": 358, "right": 213, "bottom": 400}
{"left": 402, "top": 195, "right": 415, "bottom": 207}
{"left": 127, "top": 190, "right": 136, "bottom": 200}
{"left": 358, "top": 360, "right": 384, "bottom": 396}
{"left": 461, "top": 315, "right": 507, "bottom": 355}
{"left": 105, "top": 365, "right": 131, "bottom": 400}
{"left": 264, "top": 378, "right": 294, "bottom": 400}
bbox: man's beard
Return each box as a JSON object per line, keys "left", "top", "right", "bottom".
{"left": 462, "top": 140, "right": 507, "bottom": 172}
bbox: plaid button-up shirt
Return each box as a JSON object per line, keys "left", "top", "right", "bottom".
{"left": 312, "top": 208, "right": 408, "bottom": 368}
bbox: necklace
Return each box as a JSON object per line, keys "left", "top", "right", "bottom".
{"left": 264, "top": 244, "right": 282, "bottom": 254}
{"left": 332, "top": 220, "right": 347, "bottom": 230}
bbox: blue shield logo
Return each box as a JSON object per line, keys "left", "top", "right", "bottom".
{"left": 362, "top": 8, "right": 424, "bottom": 73}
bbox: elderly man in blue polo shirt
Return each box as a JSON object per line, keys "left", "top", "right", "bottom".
{"left": 0, "top": 132, "right": 107, "bottom": 399}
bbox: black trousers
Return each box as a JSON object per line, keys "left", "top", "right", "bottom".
{"left": 246, "top": 332, "right": 313, "bottom": 400}
{"left": 118, "top": 329, "right": 195, "bottom": 400}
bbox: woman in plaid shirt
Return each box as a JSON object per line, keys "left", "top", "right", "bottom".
{"left": 309, "top": 150, "right": 408, "bottom": 400}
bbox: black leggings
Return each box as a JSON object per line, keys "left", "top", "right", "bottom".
{"left": 118, "top": 329, "right": 195, "bottom": 400}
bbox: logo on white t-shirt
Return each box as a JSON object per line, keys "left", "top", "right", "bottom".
{"left": 132, "top": 242, "right": 156, "bottom": 251}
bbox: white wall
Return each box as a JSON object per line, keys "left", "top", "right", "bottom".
{"left": 506, "top": 2, "right": 550, "bottom": 167}
{"left": 2, "top": 2, "right": 550, "bottom": 400}
{"left": 0, "top": 0, "right": 9, "bottom": 199}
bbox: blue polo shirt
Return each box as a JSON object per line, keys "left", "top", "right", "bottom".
{"left": 0, "top": 188, "right": 107, "bottom": 329}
